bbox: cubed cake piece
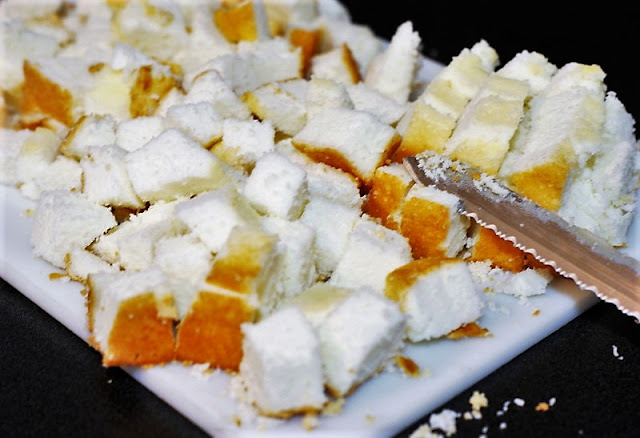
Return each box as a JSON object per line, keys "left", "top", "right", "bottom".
{"left": 362, "top": 162, "right": 415, "bottom": 230}
{"left": 392, "top": 41, "right": 497, "bottom": 161}
{"left": 184, "top": 70, "right": 252, "bottom": 120}
{"left": 385, "top": 258, "right": 483, "bottom": 342}
{"left": 213, "top": 0, "right": 271, "bottom": 43}
{"left": 87, "top": 267, "right": 177, "bottom": 367}
{"left": 299, "top": 197, "right": 361, "bottom": 278}
{"left": 112, "top": 0, "right": 188, "bottom": 62}
{"left": 237, "top": 306, "right": 327, "bottom": 417}
{"left": 19, "top": 154, "right": 83, "bottom": 201}
{"left": 442, "top": 74, "right": 529, "bottom": 174}
{"left": 309, "top": 43, "right": 361, "bottom": 85}
{"left": 318, "top": 288, "right": 405, "bottom": 397}
{"left": 21, "top": 57, "right": 93, "bottom": 126}
{"left": 243, "top": 151, "right": 308, "bottom": 220}
{"left": 65, "top": 248, "right": 118, "bottom": 283}
{"left": 283, "top": 283, "right": 353, "bottom": 328}
{"left": 115, "top": 116, "right": 165, "bottom": 152}
{"left": 212, "top": 118, "right": 275, "bottom": 171}
{"left": 30, "top": 190, "right": 117, "bottom": 269}
{"left": 498, "top": 63, "right": 607, "bottom": 211}
{"left": 242, "top": 81, "right": 307, "bottom": 136}
{"left": 465, "top": 223, "right": 527, "bottom": 272}
{"left": 175, "top": 226, "right": 280, "bottom": 369}
{"left": 346, "top": 82, "right": 408, "bottom": 125}
{"left": 59, "top": 114, "right": 117, "bottom": 160}
{"left": 363, "top": 21, "right": 421, "bottom": 104}
{"left": 165, "top": 102, "right": 224, "bottom": 148}
{"left": 152, "top": 234, "right": 214, "bottom": 319}
{"left": 304, "top": 77, "right": 354, "bottom": 119}
{"left": 81, "top": 145, "right": 145, "bottom": 209}
{"left": 16, "top": 127, "right": 63, "bottom": 186}
{"left": 318, "top": 18, "right": 382, "bottom": 77}
{"left": 125, "top": 128, "right": 229, "bottom": 203}
{"left": 329, "top": 216, "right": 413, "bottom": 294}
{"left": 292, "top": 107, "right": 401, "bottom": 185}
{"left": 174, "top": 185, "right": 262, "bottom": 254}
{"left": 91, "top": 200, "right": 186, "bottom": 271}
{"left": 261, "top": 217, "right": 317, "bottom": 303}
{"left": 399, "top": 185, "right": 470, "bottom": 259}
{"left": 0, "top": 128, "right": 35, "bottom": 186}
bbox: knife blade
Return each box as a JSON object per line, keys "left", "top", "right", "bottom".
{"left": 404, "top": 152, "right": 640, "bottom": 322}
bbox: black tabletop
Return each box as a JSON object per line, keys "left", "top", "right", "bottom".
{"left": 2, "top": 3, "right": 640, "bottom": 438}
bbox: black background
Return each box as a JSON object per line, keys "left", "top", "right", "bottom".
{"left": 1, "top": 2, "right": 640, "bottom": 438}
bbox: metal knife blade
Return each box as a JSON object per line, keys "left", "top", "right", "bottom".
{"left": 404, "top": 152, "right": 640, "bottom": 322}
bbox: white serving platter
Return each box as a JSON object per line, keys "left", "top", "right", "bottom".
{"left": 1, "top": 55, "right": 638, "bottom": 438}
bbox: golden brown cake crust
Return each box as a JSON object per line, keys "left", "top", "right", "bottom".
{"left": 21, "top": 60, "right": 74, "bottom": 126}
{"left": 175, "top": 292, "right": 255, "bottom": 371}
{"left": 105, "top": 293, "right": 176, "bottom": 367}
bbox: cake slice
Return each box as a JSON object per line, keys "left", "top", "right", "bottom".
{"left": 392, "top": 40, "right": 498, "bottom": 161}
{"left": 498, "top": 62, "right": 607, "bottom": 211}
{"left": 385, "top": 258, "right": 483, "bottom": 342}
{"left": 87, "top": 267, "right": 178, "bottom": 367}
{"left": 442, "top": 74, "right": 529, "bottom": 175}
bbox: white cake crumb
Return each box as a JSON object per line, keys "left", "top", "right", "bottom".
{"left": 428, "top": 409, "right": 459, "bottom": 437}
{"left": 612, "top": 344, "right": 624, "bottom": 360}
{"left": 499, "top": 422, "right": 507, "bottom": 430}
{"left": 513, "top": 397, "right": 525, "bottom": 407}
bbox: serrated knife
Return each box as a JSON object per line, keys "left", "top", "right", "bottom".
{"left": 404, "top": 152, "right": 640, "bottom": 322}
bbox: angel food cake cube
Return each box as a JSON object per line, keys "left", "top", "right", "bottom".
{"left": 87, "top": 267, "right": 178, "bottom": 367}
{"left": 174, "top": 185, "right": 262, "bottom": 254}
{"left": 238, "top": 306, "right": 327, "bottom": 417}
{"left": 318, "top": 288, "right": 406, "bottom": 397}
{"left": 125, "top": 128, "right": 229, "bottom": 203}
{"left": 385, "top": 258, "right": 483, "bottom": 342}
{"left": 292, "top": 107, "right": 401, "bottom": 185}
{"left": 362, "top": 162, "right": 415, "bottom": 230}
{"left": 175, "top": 226, "right": 280, "bottom": 370}
{"left": 30, "top": 190, "right": 117, "bottom": 269}
{"left": 393, "top": 41, "right": 498, "bottom": 161}
{"left": 243, "top": 151, "right": 308, "bottom": 220}
{"left": 399, "top": 185, "right": 470, "bottom": 259}
{"left": 329, "top": 216, "right": 413, "bottom": 294}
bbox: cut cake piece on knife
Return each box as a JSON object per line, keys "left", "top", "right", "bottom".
{"left": 404, "top": 152, "right": 640, "bottom": 322}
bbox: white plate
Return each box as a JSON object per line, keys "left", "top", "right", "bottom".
{"left": 1, "top": 56, "right": 639, "bottom": 437}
